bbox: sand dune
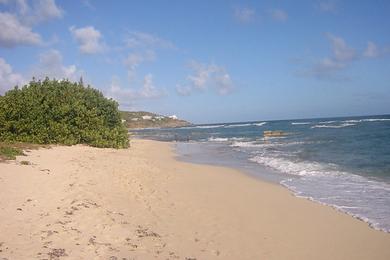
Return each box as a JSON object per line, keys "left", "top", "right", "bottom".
{"left": 0, "top": 139, "right": 389, "bottom": 259}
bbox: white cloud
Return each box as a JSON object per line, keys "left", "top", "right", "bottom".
{"left": 81, "top": 0, "right": 94, "bottom": 10}
{"left": 32, "top": 49, "right": 83, "bottom": 81}
{"left": 12, "top": 0, "right": 29, "bottom": 15}
{"left": 299, "top": 34, "right": 357, "bottom": 80}
{"left": 69, "top": 26, "right": 105, "bottom": 54}
{"left": 318, "top": 57, "right": 346, "bottom": 70}
{"left": 0, "top": 57, "right": 26, "bottom": 94}
{"left": 26, "top": 0, "right": 63, "bottom": 24}
{"left": 234, "top": 7, "right": 289, "bottom": 24}
{"left": 233, "top": 7, "right": 255, "bottom": 23}
{"left": 175, "top": 84, "right": 192, "bottom": 96}
{"left": 1, "top": 49, "right": 86, "bottom": 94}
{"left": 1, "top": 0, "right": 62, "bottom": 21}
{"left": 140, "top": 74, "right": 163, "bottom": 99}
{"left": 0, "top": 0, "right": 62, "bottom": 48}
{"left": 176, "top": 61, "right": 234, "bottom": 96}
{"left": 121, "top": 31, "right": 175, "bottom": 87}
{"left": 124, "top": 50, "right": 155, "bottom": 80}
{"left": 0, "top": 12, "right": 42, "bottom": 47}
{"left": 318, "top": 1, "right": 337, "bottom": 13}
{"left": 113, "top": 31, "right": 174, "bottom": 103}
{"left": 300, "top": 57, "right": 346, "bottom": 79}
{"left": 125, "top": 31, "right": 175, "bottom": 49}
{"left": 107, "top": 74, "right": 165, "bottom": 105}
{"left": 268, "top": 9, "right": 288, "bottom": 22}
{"left": 326, "top": 33, "right": 356, "bottom": 62}
{"left": 214, "top": 71, "right": 234, "bottom": 95}
{"left": 299, "top": 34, "right": 388, "bottom": 80}
{"left": 364, "top": 41, "right": 379, "bottom": 58}
{"left": 187, "top": 61, "right": 213, "bottom": 90}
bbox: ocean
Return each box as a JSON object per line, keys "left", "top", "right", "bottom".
{"left": 132, "top": 115, "right": 390, "bottom": 232}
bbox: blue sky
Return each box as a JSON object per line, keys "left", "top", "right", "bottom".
{"left": 0, "top": 0, "right": 389, "bottom": 123}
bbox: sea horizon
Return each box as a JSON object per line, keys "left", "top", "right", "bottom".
{"left": 188, "top": 113, "right": 390, "bottom": 127}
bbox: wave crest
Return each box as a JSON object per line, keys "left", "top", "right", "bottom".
{"left": 311, "top": 123, "right": 356, "bottom": 129}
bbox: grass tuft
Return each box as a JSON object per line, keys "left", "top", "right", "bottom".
{"left": 0, "top": 145, "right": 24, "bottom": 160}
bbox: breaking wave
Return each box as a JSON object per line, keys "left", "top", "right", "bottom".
{"left": 311, "top": 123, "right": 356, "bottom": 129}
{"left": 291, "top": 122, "right": 311, "bottom": 125}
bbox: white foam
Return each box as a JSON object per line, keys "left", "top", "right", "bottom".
{"left": 249, "top": 155, "right": 331, "bottom": 176}
{"left": 291, "top": 122, "right": 311, "bottom": 125}
{"left": 319, "top": 120, "right": 338, "bottom": 124}
{"left": 224, "top": 123, "right": 252, "bottom": 128}
{"left": 231, "top": 140, "right": 307, "bottom": 149}
{"left": 181, "top": 124, "right": 225, "bottom": 129}
{"left": 263, "top": 136, "right": 287, "bottom": 140}
{"left": 343, "top": 119, "right": 361, "bottom": 123}
{"left": 362, "top": 118, "right": 390, "bottom": 122}
{"left": 280, "top": 178, "right": 390, "bottom": 233}
{"left": 208, "top": 137, "right": 229, "bottom": 142}
{"left": 231, "top": 141, "right": 258, "bottom": 148}
{"left": 254, "top": 122, "right": 267, "bottom": 126}
{"left": 231, "top": 141, "right": 282, "bottom": 148}
{"left": 333, "top": 118, "right": 390, "bottom": 124}
{"left": 281, "top": 184, "right": 388, "bottom": 232}
{"left": 275, "top": 161, "right": 390, "bottom": 233}
{"left": 198, "top": 124, "right": 225, "bottom": 129}
{"left": 311, "top": 123, "right": 356, "bottom": 129}
{"left": 224, "top": 122, "right": 267, "bottom": 128}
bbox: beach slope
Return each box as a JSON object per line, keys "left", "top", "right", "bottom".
{"left": 0, "top": 139, "right": 389, "bottom": 259}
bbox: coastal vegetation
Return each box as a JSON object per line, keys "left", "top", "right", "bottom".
{"left": 0, "top": 144, "right": 24, "bottom": 160}
{"left": 0, "top": 78, "right": 129, "bottom": 149}
{"left": 0, "top": 141, "right": 46, "bottom": 161}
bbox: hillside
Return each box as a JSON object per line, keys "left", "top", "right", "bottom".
{"left": 120, "top": 111, "right": 191, "bottom": 129}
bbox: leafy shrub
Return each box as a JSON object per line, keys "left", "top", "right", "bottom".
{"left": 0, "top": 78, "right": 129, "bottom": 148}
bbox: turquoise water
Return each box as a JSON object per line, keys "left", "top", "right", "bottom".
{"left": 133, "top": 115, "right": 390, "bottom": 232}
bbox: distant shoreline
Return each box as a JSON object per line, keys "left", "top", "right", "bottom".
{"left": 121, "top": 111, "right": 192, "bottom": 129}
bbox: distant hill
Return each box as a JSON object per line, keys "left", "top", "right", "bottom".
{"left": 120, "top": 111, "right": 191, "bottom": 129}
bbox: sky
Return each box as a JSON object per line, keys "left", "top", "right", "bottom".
{"left": 0, "top": 0, "right": 389, "bottom": 124}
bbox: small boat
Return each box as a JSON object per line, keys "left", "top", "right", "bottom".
{"left": 263, "top": 130, "right": 286, "bottom": 137}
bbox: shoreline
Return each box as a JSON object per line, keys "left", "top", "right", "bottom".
{"left": 0, "top": 139, "right": 389, "bottom": 259}
{"left": 172, "top": 138, "right": 390, "bottom": 233}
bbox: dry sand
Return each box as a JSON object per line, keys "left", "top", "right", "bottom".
{"left": 0, "top": 139, "right": 389, "bottom": 260}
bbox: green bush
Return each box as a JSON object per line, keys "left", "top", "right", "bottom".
{"left": 0, "top": 78, "right": 129, "bottom": 148}
{"left": 0, "top": 145, "right": 24, "bottom": 160}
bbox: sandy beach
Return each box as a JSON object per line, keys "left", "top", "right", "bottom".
{"left": 0, "top": 139, "right": 389, "bottom": 259}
